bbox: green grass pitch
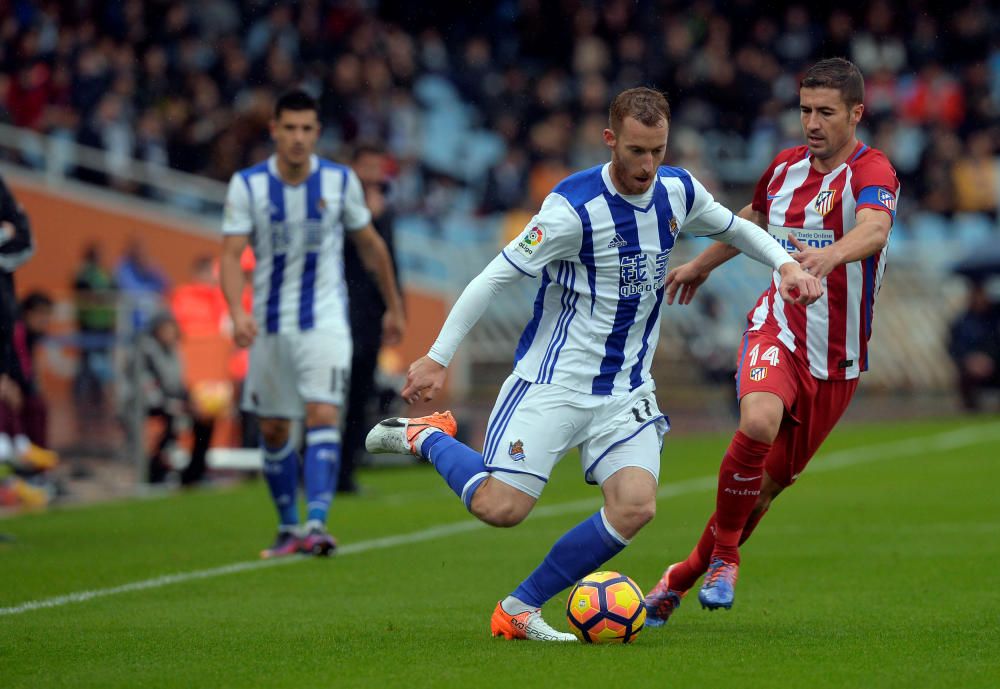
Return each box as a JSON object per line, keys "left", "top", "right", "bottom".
{"left": 1, "top": 416, "right": 998, "bottom": 689}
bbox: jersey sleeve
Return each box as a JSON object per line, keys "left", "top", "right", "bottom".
{"left": 751, "top": 154, "right": 785, "bottom": 214}
{"left": 852, "top": 155, "right": 900, "bottom": 222}
{"left": 342, "top": 169, "right": 373, "bottom": 231}
{"left": 679, "top": 175, "right": 736, "bottom": 237}
{"left": 500, "top": 193, "right": 582, "bottom": 278}
{"left": 222, "top": 174, "right": 253, "bottom": 235}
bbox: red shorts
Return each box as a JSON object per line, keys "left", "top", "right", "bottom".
{"left": 735, "top": 330, "right": 859, "bottom": 487}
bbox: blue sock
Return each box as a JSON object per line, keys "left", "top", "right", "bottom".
{"left": 512, "top": 509, "right": 629, "bottom": 607}
{"left": 304, "top": 425, "right": 341, "bottom": 524}
{"left": 262, "top": 440, "right": 300, "bottom": 527}
{"left": 421, "top": 432, "right": 489, "bottom": 510}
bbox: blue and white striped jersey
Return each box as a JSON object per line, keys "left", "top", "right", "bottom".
{"left": 502, "top": 162, "right": 735, "bottom": 396}
{"left": 222, "top": 155, "right": 371, "bottom": 334}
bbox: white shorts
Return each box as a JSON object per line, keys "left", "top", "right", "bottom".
{"left": 241, "top": 329, "right": 351, "bottom": 418}
{"left": 482, "top": 374, "right": 670, "bottom": 498}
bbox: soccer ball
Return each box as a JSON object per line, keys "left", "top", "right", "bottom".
{"left": 566, "top": 571, "right": 646, "bottom": 643}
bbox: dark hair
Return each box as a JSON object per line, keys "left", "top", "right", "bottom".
{"left": 274, "top": 89, "right": 319, "bottom": 119}
{"left": 20, "top": 291, "right": 53, "bottom": 313}
{"left": 352, "top": 141, "right": 386, "bottom": 161}
{"left": 609, "top": 87, "right": 670, "bottom": 132}
{"left": 800, "top": 58, "right": 865, "bottom": 108}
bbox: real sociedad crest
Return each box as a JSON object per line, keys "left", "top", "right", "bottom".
{"left": 814, "top": 190, "right": 836, "bottom": 216}
{"left": 508, "top": 439, "right": 526, "bottom": 462}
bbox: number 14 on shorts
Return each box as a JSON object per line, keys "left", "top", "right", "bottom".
{"left": 747, "top": 343, "right": 780, "bottom": 367}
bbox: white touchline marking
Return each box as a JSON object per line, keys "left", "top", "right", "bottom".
{"left": 2, "top": 423, "right": 997, "bottom": 617}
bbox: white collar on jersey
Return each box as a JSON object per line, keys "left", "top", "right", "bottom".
{"left": 601, "top": 162, "right": 657, "bottom": 209}
{"left": 267, "top": 154, "right": 320, "bottom": 181}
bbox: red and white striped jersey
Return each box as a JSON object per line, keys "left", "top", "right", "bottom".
{"left": 747, "top": 142, "right": 899, "bottom": 380}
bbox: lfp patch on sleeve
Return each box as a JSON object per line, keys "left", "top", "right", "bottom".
{"left": 514, "top": 225, "right": 546, "bottom": 258}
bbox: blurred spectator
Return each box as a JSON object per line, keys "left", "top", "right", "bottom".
{"left": 72, "top": 243, "right": 116, "bottom": 409}
{"left": 952, "top": 130, "right": 1000, "bottom": 216}
{"left": 0, "top": 0, "right": 996, "bottom": 233}
{"left": 0, "top": 171, "right": 36, "bottom": 432}
{"left": 949, "top": 282, "right": 1000, "bottom": 412}
{"left": 131, "top": 312, "right": 214, "bottom": 484}
{"left": 679, "top": 293, "right": 744, "bottom": 387}
{"left": 169, "top": 255, "right": 231, "bottom": 484}
{"left": 12, "top": 291, "right": 54, "bottom": 449}
{"left": 341, "top": 142, "right": 397, "bottom": 494}
{"left": 116, "top": 239, "right": 169, "bottom": 335}
{"left": 170, "top": 255, "right": 227, "bottom": 339}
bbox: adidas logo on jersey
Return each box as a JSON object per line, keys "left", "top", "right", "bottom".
{"left": 608, "top": 233, "right": 628, "bottom": 248}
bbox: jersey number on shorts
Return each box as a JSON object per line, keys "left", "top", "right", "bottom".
{"left": 747, "top": 344, "right": 781, "bottom": 367}
{"left": 330, "top": 368, "right": 349, "bottom": 395}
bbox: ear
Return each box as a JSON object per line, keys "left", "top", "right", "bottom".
{"left": 851, "top": 103, "right": 864, "bottom": 126}
{"left": 603, "top": 128, "right": 616, "bottom": 149}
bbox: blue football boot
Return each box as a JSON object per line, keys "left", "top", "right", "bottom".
{"left": 698, "top": 558, "right": 739, "bottom": 610}
{"left": 643, "top": 564, "right": 686, "bottom": 627}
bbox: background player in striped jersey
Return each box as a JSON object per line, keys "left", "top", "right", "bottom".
{"left": 643, "top": 58, "right": 900, "bottom": 622}
{"left": 220, "top": 90, "right": 405, "bottom": 558}
{"left": 365, "top": 88, "right": 822, "bottom": 641}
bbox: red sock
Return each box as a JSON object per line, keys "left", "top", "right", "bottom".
{"left": 739, "top": 508, "right": 769, "bottom": 546}
{"left": 711, "top": 430, "right": 771, "bottom": 564}
{"left": 669, "top": 514, "right": 717, "bottom": 592}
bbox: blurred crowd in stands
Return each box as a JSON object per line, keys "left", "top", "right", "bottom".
{"left": 1, "top": 0, "right": 998, "bottom": 230}
{"left": 1, "top": 1, "right": 1000, "bottom": 507}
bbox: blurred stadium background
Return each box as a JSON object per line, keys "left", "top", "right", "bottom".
{"left": 0, "top": 0, "right": 997, "bottom": 502}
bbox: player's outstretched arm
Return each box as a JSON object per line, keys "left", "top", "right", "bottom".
{"left": 348, "top": 225, "right": 406, "bottom": 345}
{"left": 403, "top": 253, "right": 526, "bottom": 404}
{"left": 787, "top": 208, "right": 892, "bottom": 280}
{"left": 220, "top": 234, "right": 258, "bottom": 348}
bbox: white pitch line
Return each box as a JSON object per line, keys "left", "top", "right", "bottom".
{"left": 2, "top": 422, "right": 997, "bottom": 618}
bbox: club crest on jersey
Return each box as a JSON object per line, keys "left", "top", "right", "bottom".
{"left": 814, "top": 190, "right": 837, "bottom": 216}
{"left": 669, "top": 216, "right": 679, "bottom": 236}
{"left": 515, "top": 225, "right": 545, "bottom": 257}
{"left": 749, "top": 366, "right": 767, "bottom": 382}
{"left": 508, "top": 439, "right": 526, "bottom": 462}
{"left": 877, "top": 188, "right": 896, "bottom": 211}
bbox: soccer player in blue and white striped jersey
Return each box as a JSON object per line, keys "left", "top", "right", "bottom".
{"left": 366, "top": 88, "right": 821, "bottom": 640}
{"left": 220, "top": 90, "right": 405, "bottom": 559}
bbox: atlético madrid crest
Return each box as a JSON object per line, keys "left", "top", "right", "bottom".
{"left": 814, "top": 190, "right": 837, "bottom": 216}
{"left": 749, "top": 366, "right": 767, "bottom": 382}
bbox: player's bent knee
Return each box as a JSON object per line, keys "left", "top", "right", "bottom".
{"left": 739, "top": 410, "right": 781, "bottom": 443}
{"left": 604, "top": 499, "right": 655, "bottom": 539}
{"left": 305, "top": 403, "right": 339, "bottom": 428}
{"left": 259, "top": 418, "right": 291, "bottom": 448}
{"left": 468, "top": 479, "right": 535, "bottom": 527}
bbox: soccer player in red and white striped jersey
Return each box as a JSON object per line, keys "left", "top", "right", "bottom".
{"left": 644, "top": 58, "right": 900, "bottom": 621}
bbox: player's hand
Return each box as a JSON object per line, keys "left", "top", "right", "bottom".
{"left": 401, "top": 356, "right": 447, "bottom": 404}
{"left": 231, "top": 311, "right": 258, "bottom": 348}
{"left": 664, "top": 261, "right": 710, "bottom": 305}
{"left": 777, "top": 261, "right": 824, "bottom": 305}
{"left": 381, "top": 308, "right": 405, "bottom": 347}
{"left": 787, "top": 234, "right": 839, "bottom": 280}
